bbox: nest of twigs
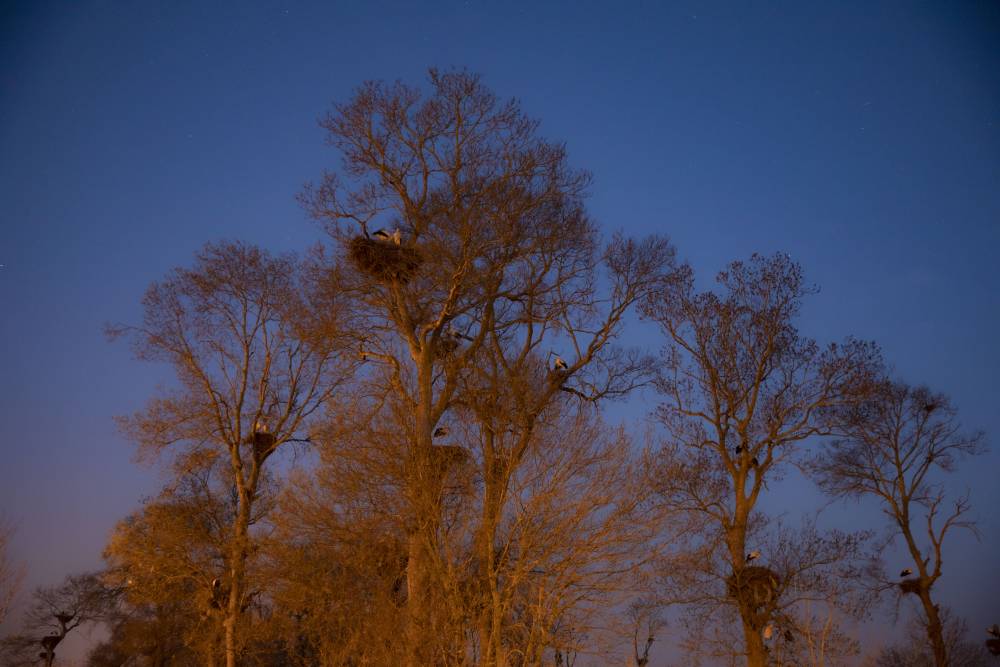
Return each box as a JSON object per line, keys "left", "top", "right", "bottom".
{"left": 430, "top": 445, "right": 468, "bottom": 472}
{"left": 436, "top": 336, "right": 460, "bottom": 356}
{"left": 727, "top": 566, "right": 780, "bottom": 608}
{"left": 899, "top": 578, "right": 922, "bottom": 595}
{"left": 348, "top": 236, "right": 422, "bottom": 284}
{"left": 250, "top": 431, "right": 275, "bottom": 461}
{"left": 986, "top": 638, "right": 1000, "bottom": 656}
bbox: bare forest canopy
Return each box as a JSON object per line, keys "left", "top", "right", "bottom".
{"left": 1, "top": 71, "right": 992, "bottom": 667}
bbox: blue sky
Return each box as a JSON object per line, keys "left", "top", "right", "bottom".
{"left": 1, "top": 1, "right": 998, "bottom": 662}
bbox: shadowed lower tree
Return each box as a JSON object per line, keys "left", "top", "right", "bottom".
{"left": 1, "top": 572, "right": 114, "bottom": 666}
{"left": 109, "top": 241, "right": 354, "bottom": 667}
{"left": 813, "top": 380, "right": 986, "bottom": 667}
{"left": 870, "top": 606, "right": 993, "bottom": 667}
{"left": 99, "top": 455, "right": 258, "bottom": 665}
{"left": 302, "top": 68, "right": 678, "bottom": 665}
{"left": 640, "top": 253, "right": 881, "bottom": 667}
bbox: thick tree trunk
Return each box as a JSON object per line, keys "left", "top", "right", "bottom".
{"left": 918, "top": 588, "right": 948, "bottom": 667}
{"left": 224, "top": 486, "right": 253, "bottom": 667}
{"left": 742, "top": 621, "right": 768, "bottom": 667}
{"left": 729, "top": 493, "right": 769, "bottom": 667}
{"left": 478, "top": 464, "right": 506, "bottom": 667}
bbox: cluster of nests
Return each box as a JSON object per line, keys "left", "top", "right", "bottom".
{"left": 726, "top": 566, "right": 781, "bottom": 609}
{"left": 348, "top": 234, "right": 422, "bottom": 284}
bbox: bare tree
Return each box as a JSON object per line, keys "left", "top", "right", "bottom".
{"left": 812, "top": 380, "right": 986, "bottom": 667}
{"left": 625, "top": 599, "right": 664, "bottom": 667}
{"left": 109, "top": 241, "right": 353, "bottom": 667}
{"left": 101, "top": 457, "right": 256, "bottom": 665}
{"left": 463, "top": 408, "right": 659, "bottom": 666}
{"left": 302, "top": 68, "right": 677, "bottom": 665}
{"left": 641, "top": 252, "right": 881, "bottom": 667}
{"left": 868, "top": 606, "right": 992, "bottom": 667}
{"left": 792, "top": 598, "right": 860, "bottom": 667}
{"left": 1, "top": 572, "right": 114, "bottom": 666}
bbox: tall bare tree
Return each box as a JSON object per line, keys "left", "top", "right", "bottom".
{"left": 452, "top": 337, "right": 667, "bottom": 665}
{"left": 812, "top": 380, "right": 985, "bottom": 667}
{"left": 110, "top": 241, "right": 353, "bottom": 667}
{"left": 641, "top": 253, "right": 881, "bottom": 667}
{"left": 302, "top": 68, "right": 677, "bottom": 665}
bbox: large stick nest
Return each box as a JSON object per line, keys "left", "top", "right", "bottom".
{"left": 898, "top": 578, "right": 923, "bottom": 595}
{"left": 348, "top": 236, "right": 422, "bottom": 284}
{"left": 986, "top": 638, "right": 1000, "bottom": 656}
{"left": 429, "top": 444, "right": 468, "bottom": 472}
{"left": 726, "top": 566, "right": 780, "bottom": 609}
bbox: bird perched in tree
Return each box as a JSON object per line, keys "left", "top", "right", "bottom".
{"left": 746, "top": 550, "right": 761, "bottom": 563}
{"left": 433, "top": 426, "right": 449, "bottom": 438}
{"left": 212, "top": 578, "right": 221, "bottom": 590}
{"left": 900, "top": 568, "right": 913, "bottom": 577}
{"left": 253, "top": 419, "right": 268, "bottom": 433}
{"left": 446, "top": 327, "right": 473, "bottom": 342}
{"left": 553, "top": 356, "right": 569, "bottom": 371}
{"left": 988, "top": 624, "right": 1000, "bottom": 638}
{"left": 763, "top": 624, "right": 773, "bottom": 640}
{"left": 373, "top": 228, "right": 402, "bottom": 245}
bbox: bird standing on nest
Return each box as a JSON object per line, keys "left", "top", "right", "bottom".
{"left": 900, "top": 568, "right": 913, "bottom": 577}
{"left": 553, "top": 355, "right": 569, "bottom": 371}
{"left": 988, "top": 624, "right": 1000, "bottom": 638}
{"left": 433, "top": 426, "right": 449, "bottom": 437}
{"left": 373, "top": 228, "right": 402, "bottom": 245}
{"left": 746, "top": 550, "right": 761, "bottom": 563}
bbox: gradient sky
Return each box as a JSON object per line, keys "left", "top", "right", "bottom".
{"left": 1, "top": 1, "right": 998, "bottom": 663}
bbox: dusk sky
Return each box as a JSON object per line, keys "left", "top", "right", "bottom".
{"left": 1, "top": 1, "right": 998, "bottom": 663}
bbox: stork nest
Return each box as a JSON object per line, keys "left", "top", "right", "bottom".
{"left": 436, "top": 336, "right": 459, "bottom": 356}
{"left": 726, "top": 566, "right": 780, "bottom": 608}
{"left": 348, "top": 236, "right": 422, "bottom": 284}
{"left": 250, "top": 431, "right": 275, "bottom": 461}
{"left": 430, "top": 444, "right": 468, "bottom": 472}
{"left": 986, "top": 638, "right": 1000, "bottom": 656}
{"left": 898, "top": 578, "right": 923, "bottom": 595}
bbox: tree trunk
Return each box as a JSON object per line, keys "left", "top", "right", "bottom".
{"left": 729, "top": 493, "right": 768, "bottom": 667}
{"left": 918, "top": 588, "right": 948, "bottom": 667}
{"left": 476, "top": 450, "right": 505, "bottom": 667}
{"left": 405, "top": 527, "right": 433, "bottom": 666}
{"left": 742, "top": 619, "right": 768, "bottom": 667}
{"left": 225, "top": 486, "right": 253, "bottom": 667}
